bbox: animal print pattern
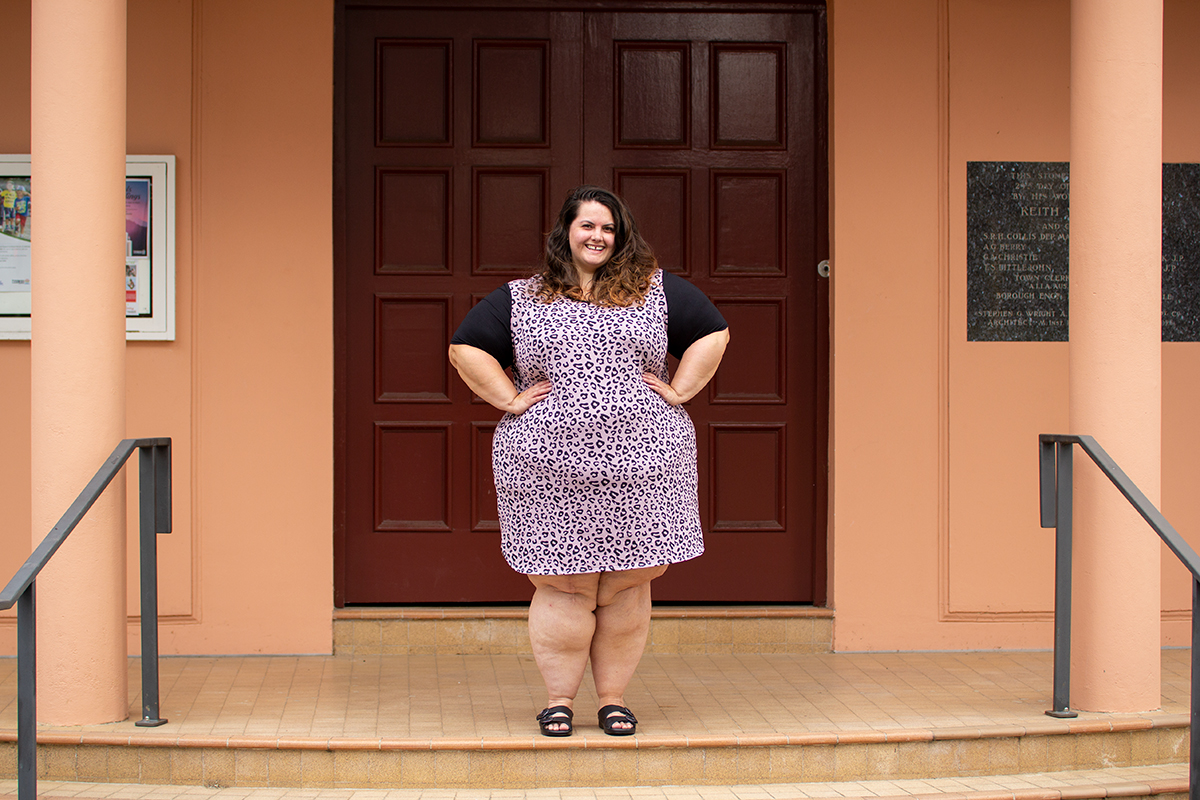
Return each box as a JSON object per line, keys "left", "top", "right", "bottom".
{"left": 493, "top": 270, "right": 705, "bottom": 575}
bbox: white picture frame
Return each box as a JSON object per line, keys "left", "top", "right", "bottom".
{"left": 0, "top": 154, "right": 176, "bottom": 341}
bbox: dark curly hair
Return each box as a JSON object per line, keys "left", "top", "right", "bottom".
{"left": 534, "top": 185, "right": 658, "bottom": 307}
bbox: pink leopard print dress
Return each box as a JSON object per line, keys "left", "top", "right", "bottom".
{"left": 492, "top": 271, "right": 704, "bottom": 575}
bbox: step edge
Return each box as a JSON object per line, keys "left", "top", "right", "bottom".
{"left": 16, "top": 770, "right": 1191, "bottom": 797}
{"left": 7, "top": 713, "right": 1187, "bottom": 752}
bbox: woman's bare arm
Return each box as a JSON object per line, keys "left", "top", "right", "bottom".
{"left": 448, "top": 344, "right": 551, "bottom": 414}
{"left": 641, "top": 328, "right": 730, "bottom": 405}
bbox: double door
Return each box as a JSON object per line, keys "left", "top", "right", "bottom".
{"left": 336, "top": 4, "right": 828, "bottom": 604}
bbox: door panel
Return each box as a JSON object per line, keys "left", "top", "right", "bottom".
{"left": 337, "top": 4, "right": 827, "bottom": 604}
{"left": 583, "top": 11, "right": 824, "bottom": 601}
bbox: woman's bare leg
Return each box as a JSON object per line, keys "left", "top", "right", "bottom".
{"left": 590, "top": 565, "right": 667, "bottom": 730}
{"left": 527, "top": 572, "right": 601, "bottom": 731}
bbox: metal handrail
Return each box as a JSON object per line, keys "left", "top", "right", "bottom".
{"left": 2, "top": 437, "right": 172, "bottom": 800}
{"left": 1039, "top": 433, "right": 1199, "bottom": 800}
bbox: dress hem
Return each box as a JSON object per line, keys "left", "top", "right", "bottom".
{"left": 506, "top": 547, "right": 704, "bottom": 577}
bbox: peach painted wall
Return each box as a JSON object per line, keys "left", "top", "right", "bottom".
{"left": 0, "top": 0, "right": 332, "bottom": 655}
{"left": 830, "top": 0, "right": 1200, "bottom": 650}
{"left": 828, "top": 0, "right": 948, "bottom": 649}
{"left": 946, "top": 0, "right": 1069, "bottom": 635}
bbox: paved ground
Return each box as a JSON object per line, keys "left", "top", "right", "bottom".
{"left": 0, "top": 650, "right": 1190, "bottom": 798}
{"left": 0, "top": 650, "right": 1189, "bottom": 743}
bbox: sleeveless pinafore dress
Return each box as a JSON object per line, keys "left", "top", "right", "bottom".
{"left": 491, "top": 270, "right": 705, "bottom": 575}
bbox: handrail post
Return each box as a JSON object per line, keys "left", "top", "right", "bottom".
{"left": 1192, "top": 577, "right": 1199, "bottom": 800}
{"left": 135, "top": 442, "right": 168, "bottom": 727}
{"left": 1047, "top": 441, "right": 1078, "bottom": 718}
{"left": 17, "top": 583, "right": 35, "bottom": 800}
{"left": 2, "top": 437, "right": 173, "bottom": 799}
{"left": 1039, "top": 433, "right": 1199, "bottom": 796}
{"left": 155, "top": 441, "right": 172, "bottom": 536}
{"left": 1040, "top": 438, "right": 1057, "bottom": 528}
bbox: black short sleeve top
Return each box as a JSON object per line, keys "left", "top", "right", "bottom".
{"left": 450, "top": 271, "right": 728, "bottom": 367}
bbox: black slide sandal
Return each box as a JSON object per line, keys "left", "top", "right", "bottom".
{"left": 536, "top": 705, "right": 574, "bottom": 736}
{"left": 598, "top": 704, "right": 637, "bottom": 736}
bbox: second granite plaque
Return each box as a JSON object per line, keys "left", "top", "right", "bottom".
{"left": 1163, "top": 163, "right": 1200, "bottom": 342}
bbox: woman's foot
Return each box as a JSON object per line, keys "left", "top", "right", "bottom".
{"left": 536, "top": 705, "right": 574, "bottom": 736}
{"left": 598, "top": 704, "right": 637, "bottom": 735}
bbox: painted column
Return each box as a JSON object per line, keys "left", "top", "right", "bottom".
{"left": 1069, "top": 0, "right": 1162, "bottom": 711}
{"left": 30, "top": 0, "right": 128, "bottom": 723}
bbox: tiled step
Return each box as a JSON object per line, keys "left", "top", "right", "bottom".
{"left": 14, "top": 715, "right": 1190, "bottom": 790}
{"left": 12, "top": 764, "right": 1191, "bottom": 800}
{"left": 2, "top": 650, "right": 1190, "bottom": 792}
{"left": 333, "top": 605, "right": 834, "bottom": 656}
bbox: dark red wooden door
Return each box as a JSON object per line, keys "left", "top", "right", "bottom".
{"left": 336, "top": 4, "right": 827, "bottom": 605}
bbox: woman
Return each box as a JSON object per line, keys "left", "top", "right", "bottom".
{"left": 448, "top": 186, "right": 729, "bottom": 736}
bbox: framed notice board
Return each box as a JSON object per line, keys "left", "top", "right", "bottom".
{"left": 0, "top": 154, "right": 176, "bottom": 341}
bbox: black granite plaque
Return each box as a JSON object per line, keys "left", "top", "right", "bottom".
{"left": 967, "top": 162, "right": 1070, "bottom": 341}
{"left": 1163, "top": 163, "right": 1200, "bottom": 342}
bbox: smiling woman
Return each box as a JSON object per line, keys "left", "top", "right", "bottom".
{"left": 568, "top": 201, "right": 615, "bottom": 277}
{"left": 532, "top": 185, "right": 662, "bottom": 308}
{"left": 448, "top": 185, "right": 730, "bottom": 737}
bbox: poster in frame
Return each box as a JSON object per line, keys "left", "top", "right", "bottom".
{"left": 0, "top": 153, "right": 175, "bottom": 341}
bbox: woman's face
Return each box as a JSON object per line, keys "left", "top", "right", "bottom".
{"left": 568, "top": 200, "right": 616, "bottom": 273}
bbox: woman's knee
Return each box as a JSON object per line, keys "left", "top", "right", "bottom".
{"left": 595, "top": 565, "right": 667, "bottom": 607}
{"left": 528, "top": 572, "right": 602, "bottom": 608}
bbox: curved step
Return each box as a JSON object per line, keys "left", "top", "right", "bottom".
{"left": 11, "top": 764, "right": 1191, "bottom": 799}
{"left": 12, "top": 715, "right": 1190, "bottom": 789}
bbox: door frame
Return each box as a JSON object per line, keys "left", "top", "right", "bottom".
{"left": 332, "top": 0, "right": 829, "bottom": 607}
